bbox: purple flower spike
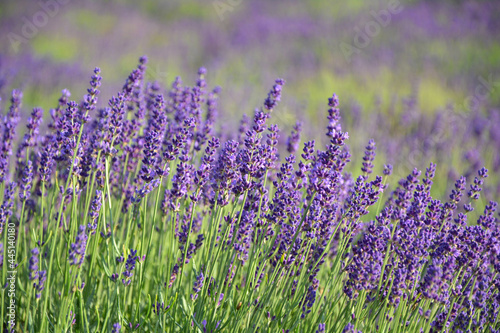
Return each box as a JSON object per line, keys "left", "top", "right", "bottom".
{"left": 168, "top": 264, "right": 179, "bottom": 288}
{"left": 0, "top": 90, "right": 22, "bottom": 184}
{"left": 383, "top": 164, "right": 393, "bottom": 176}
{"left": 342, "top": 322, "right": 362, "bottom": 333}
{"left": 81, "top": 67, "right": 102, "bottom": 122}
{"left": 34, "top": 270, "right": 47, "bottom": 299}
{"left": 191, "top": 270, "right": 204, "bottom": 301}
{"left": 19, "top": 160, "right": 33, "bottom": 202}
{"left": 39, "top": 144, "right": 55, "bottom": 185}
{"left": 286, "top": 121, "right": 302, "bottom": 154}
{"left": 19, "top": 107, "right": 43, "bottom": 153}
{"left": 29, "top": 248, "right": 40, "bottom": 281}
{"left": 263, "top": 78, "right": 285, "bottom": 113}
{"left": 122, "top": 249, "right": 139, "bottom": 286}
{"left": 361, "top": 139, "right": 376, "bottom": 178}
{"left": 87, "top": 190, "right": 102, "bottom": 235}
{"left": 69, "top": 225, "right": 88, "bottom": 267}
{"left": 152, "top": 300, "right": 167, "bottom": 315}
{"left": 0, "top": 182, "right": 17, "bottom": 234}
{"left": 211, "top": 140, "right": 240, "bottom": 206}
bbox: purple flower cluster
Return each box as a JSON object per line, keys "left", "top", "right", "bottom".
{"left": 87, "top": 190, "right": 102, "bottom": 235}
{"left": 28, "top": 248, "right": 39, "bottom": 281}
{"left": 68, "top": 225, "right": 88, "bottom": 267}
{"left": 111, "top": 322, "right": 121, "bottom": 333}
{"left": 122, "top": 249, "right": 139, "bottom": 286}
{"left": 19, "top": 160, "right": 33, "bottom": 202}
{"left": 191, "top": 270, "right": 204, "bottom": 301}
{"left": 1, "top": 57, "right": 498, "bottom": 331}
{"left": 0, "top": 182, "right": 16, "bottom": 234}
{"left": 0, "top": 90, "right": 22, "bottom": 183}
{"left": 343, "top": 162, "right": 500, "bottom": 331}
{"left": 29, "top": 248, "right": 47, "bottom": 299}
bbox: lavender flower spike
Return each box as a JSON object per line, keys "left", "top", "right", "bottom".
{"left": 0, "top": 182, "right": 16, "bottom": 234}
{"left": 361, "top": 139, "right": 376, "bottom": 178}
{"left": 263, "top": 78, "right": 285, "bottom": 113}
{"left": 69, "top": 225, "right": 88, "bottom": 267}
{"left": 191, "top": 270, "right": 204, "bottom": 301}
{"left": 19, "top": 160, "right": 33, "bottom": 202}
{"left": 88, "top": 190, "right": 102, "bottom": 235}
{"left": 122, "top": 249, "right": 139, "bottom": 286}
{"left": 286, "top": 121, "right": 302, "bottom": 154}
{"left": 34, "top": 270, "right": 47, "bottom": 299}
{"left": 29, "top": 248, "right": 40, "bottom": 281}
{"left": 81, "top": 67, "right": 102, "bottom": 122}
{"left": 21, "top": 107, "right": 43, "bottom": 151}
{"left": 0, "top": 90, "right": 22, "bottom": 183}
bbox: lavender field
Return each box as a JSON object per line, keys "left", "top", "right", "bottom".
{"left": 0, "top": 0, "right": 500, "bottom": 332}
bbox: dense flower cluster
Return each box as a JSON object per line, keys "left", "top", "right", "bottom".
{"left": 0, "top": 57, "right": 498, "bottom": 332}
{"left": 122, "top": 249, "right": 139, "bottom": 286}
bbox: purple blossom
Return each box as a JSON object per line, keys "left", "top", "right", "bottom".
{"left": 122, "top": 249, "right": 139, "bottom": 286}
{"left": 383, "top": 164, "right": 393, "bottom": 176}
{"left": 0, "top": 182, "right": 16, "bottom": 234}
{"left": 0, "top": 61, "right": 498, "bottom": 331}
{"left": 361, "top": 139, "right": 376, "bottom": 178}
{"left": 238, "top": 114, "right": 250, "bottom": 144}
{"left": 140, "top": 128, "right": 161, "bottom": 183}
{"left": 48, "top": 89, "right": 71, "bottom": 135}
{"left": 111, "top": 323, "right": 121, "bottom": 333}
{"left": 133, "top": 178, "right": 160, "bottom": 205}
{"left": 69, "top": 225, "right": 88, "bottom": 267}
{"left": 196, "top": 86, "right": 220, "bottom": 150}
{"left": 169, "top": 264, "right": 180, "bottom": 288}
{"left": 342, "top": 322, "right": 362, "bottom": 333}
{"left": 34, "top": 270, "right": 47, "bottom": 299}
{"left": 19, "top": 160, "right": 33, "bottom": 202}
{"left": 19, "top": 107, "right": 43, "bottom": 153}
{"left": 87, "top": 190, "right": 102, "bottom": 235}
{"left": 55, "top": 100, "right": 80, "bottom": 164}
{"left": 263, "top": 79, "right": 285, "bottom": 113}
{"left": 301, "top": 285, "right": 317, "bottom": 319}
{"left": 286, "top": 121, "right": 302, "bottom": 154}
{"left": 38, "top": 144, "right": 55, "bottom": 184}
{"left": 81, "top": 67, "right": 102, "bottom": 121}
{"left": 211, "top": 140, "right": 240, "bottom": 206}
{"left": 0, "top": 90, "right": 22, "bottom": 183}
{"left": 122, "top": 56, "right": 147, "bottom": 98}
{"left": 191, "top": 270, "right": 204, "bottom": 301}
{"left": 152, "top": 301, "right": 168, "bottom": 315}
{"left": 108, "top": 93, "right": 126, "bottom": 144}
{"left": 29, "top": 248, "right": 39, "bottom": 281}
{"left": 192, "top": 137, "right": 220, "bottom": 202}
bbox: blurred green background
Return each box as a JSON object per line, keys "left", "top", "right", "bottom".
{"left": 1, "top": 0, "right": 500, "bottom": 199}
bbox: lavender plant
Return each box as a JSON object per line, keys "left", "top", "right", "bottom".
{"left": 0, "top": 57, "right": 498, "bottom": 333}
